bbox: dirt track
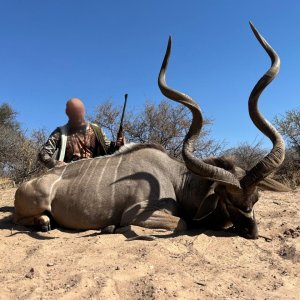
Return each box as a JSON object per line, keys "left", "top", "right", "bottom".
{"left": 0, "top": 188, "right": 299, "bottom": 299}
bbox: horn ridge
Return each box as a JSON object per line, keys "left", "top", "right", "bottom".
{"left": 158, "top": 36, "right": 241, "bottom": 189}
{"left": 240, "top": 22, "right": 285, "bottom": 188}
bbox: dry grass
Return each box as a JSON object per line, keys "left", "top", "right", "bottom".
{"left": 0, "top": 177, "right": 15, "bottom": 189}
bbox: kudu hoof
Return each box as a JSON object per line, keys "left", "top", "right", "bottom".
{"left": 41, "top": 224, "right": 51, "bottom": 232}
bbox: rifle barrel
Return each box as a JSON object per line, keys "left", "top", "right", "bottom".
{"left": 119, "top": 93, "right": 128, "bottom": 130}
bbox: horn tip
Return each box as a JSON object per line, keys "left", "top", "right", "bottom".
{"left": 249, "top": 21, "right": 257, "bottom": 33}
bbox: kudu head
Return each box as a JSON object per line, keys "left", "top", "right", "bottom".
{"left": 158, "top": 22, "right": 286, "bottom": 239}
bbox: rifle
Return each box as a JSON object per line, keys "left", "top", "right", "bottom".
{"left": 116, "top": 93, "right": 128, "bottom": 142}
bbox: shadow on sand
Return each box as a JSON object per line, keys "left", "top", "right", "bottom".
{"left": 0, "top": 205, "right": 239, "bottom": 241}
{"left": 0, "top": 209, "right": 57, "bottom": 240}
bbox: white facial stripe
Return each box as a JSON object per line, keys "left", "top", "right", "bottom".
{"left": 225, "top": 198, "right": 254, "bottom": 219}
{"left": 237, "top": 208, "right": 254, "bottom": 219}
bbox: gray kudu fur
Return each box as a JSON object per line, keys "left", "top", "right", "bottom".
{"left": 14, "top": 22, "right": 286, "bottom": 239}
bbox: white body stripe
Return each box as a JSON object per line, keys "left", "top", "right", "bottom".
{"left": 109, "top": 156, "right": 123, "bottom": 218}
{"left": 49, "top": 166, "right": 67, "bottom": 204}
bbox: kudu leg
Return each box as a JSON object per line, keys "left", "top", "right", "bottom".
{"left": 13, "top": 213, "right": 51, "bottom": 232}
{"left": 14, "top": 180, "right": 53, "bottom": 231}
{"left": 133, "top": 210, "right": 187, "bottom": 232}
{"left": 121, "top": 201, "right": 187, "bottom": 232}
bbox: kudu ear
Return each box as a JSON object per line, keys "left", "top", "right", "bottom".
{"left": 257, "top": 177, "right": 291, "bottom": 192}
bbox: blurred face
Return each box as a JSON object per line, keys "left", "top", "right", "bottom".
{"left": 66, "top": 98, "right": 86, "bottom": 128}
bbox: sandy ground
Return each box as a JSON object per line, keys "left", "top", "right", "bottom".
{"left": 0, "top": 187, "right": 299, "bottom": 300}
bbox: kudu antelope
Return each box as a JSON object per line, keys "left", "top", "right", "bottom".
{"left": 14, "top": 22, "right": 286, "bottom": 239}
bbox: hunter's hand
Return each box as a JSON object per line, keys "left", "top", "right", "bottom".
{"left": 116, "top": 136, "right": 124, "bottom": 147}
{"left": 55, "top": 161, "right": 67, "bottom": 168}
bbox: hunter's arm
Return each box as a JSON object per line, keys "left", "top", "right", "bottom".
{"left": 38, "top": 128, "right": 61, "bottom": 169}
{"left": 99, "top": 127, "right": 112, "bottom": 149}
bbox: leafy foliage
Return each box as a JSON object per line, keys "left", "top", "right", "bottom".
{"left": 273, "top": 108, "right": 300, "bottom": 188}
{"left": 274, "top": 108, "right": 300, "bottom": 154}
{"left": 90, "top": 99, "right": 223, "bottom": 159}
{"left": 273, "top": 148, "right": 300, "bottom": 188}
{"left": 0, "top": 103, "right": 47, "bottom": 183}
{"left": 223, "top": 140, "right": 300, "bottom": 188}
{"left": 0, "top": 103, "right": 20, "bottom": 130}
{"left": 222, "top": 141, "right": 267, "bottom": 170}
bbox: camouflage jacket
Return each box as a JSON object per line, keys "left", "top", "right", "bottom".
{"left": 38, "top": 122, "right": 115, "bottom": 168}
